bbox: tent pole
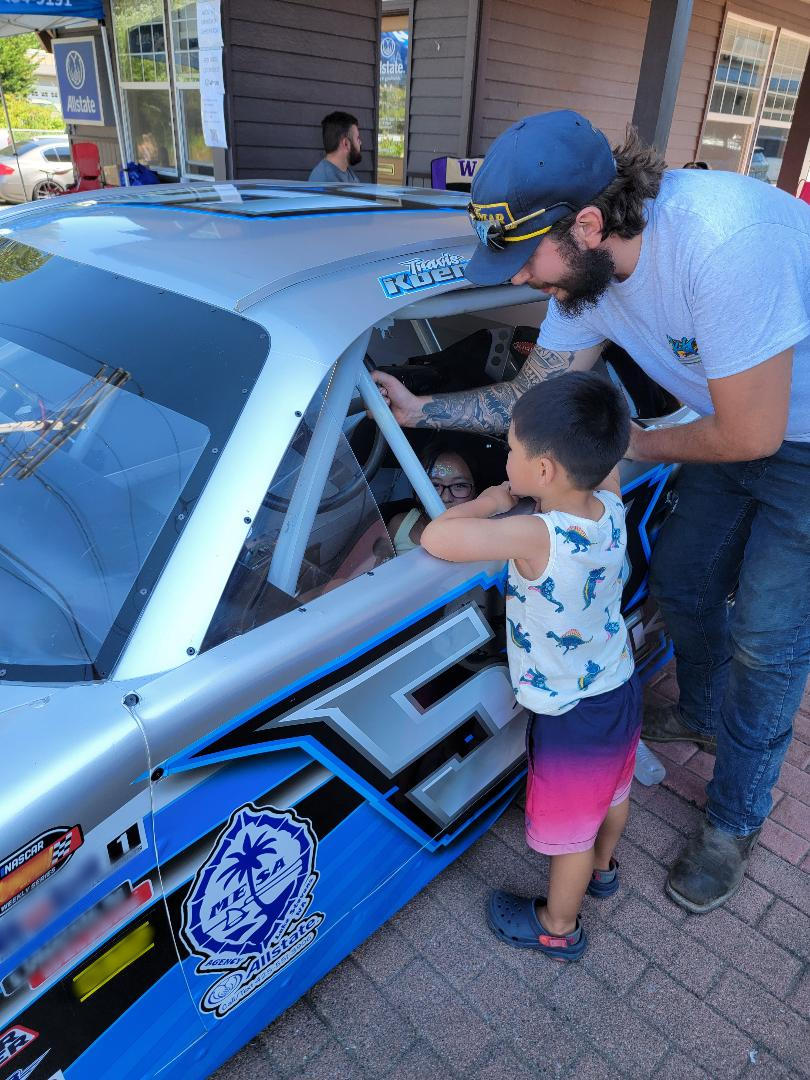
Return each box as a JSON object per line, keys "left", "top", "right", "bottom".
{"left": 0, "top": 80, "right": 26, "bottom": 201}
{"left": 99, "top": 21, "right": 129, "bottom": 186}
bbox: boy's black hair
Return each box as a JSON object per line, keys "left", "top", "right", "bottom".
{"left": 511, "top": 371, "right": 630, "bottom": 490}
{"left": 321, "top": 111, "right": 358, "bottom": 153}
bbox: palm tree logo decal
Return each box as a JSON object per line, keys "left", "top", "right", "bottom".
{"left": 182, "top": 802, "right": 323, "bottom": 992}
{"left": 216, "top": 831, "right": 286, "bottom": 933}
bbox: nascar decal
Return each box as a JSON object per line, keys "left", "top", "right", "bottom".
{"left": 0, "top": 1025, "right": 38, "bottom": 1069}
{"left": 0, "top": 827, "right": 83, "bottom": 916}
{"left": 379, "top": 252, "right": 468, "bottom": 299}
{"left": 181, "top": 803, "right": 324, "bottom": 1019}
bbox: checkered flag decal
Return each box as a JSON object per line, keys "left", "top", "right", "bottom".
{"left": 52, "top": 833, "right": 73, "bottom": 862}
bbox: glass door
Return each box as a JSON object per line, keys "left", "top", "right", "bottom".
{"left": 169, "top": 0, "right": 215, "bottom": 179}
{"left": 377, "top": 13, "right": 409, "bottom": 185}
{"left": 111, "top": 0, "right": 178, "bottom": 175}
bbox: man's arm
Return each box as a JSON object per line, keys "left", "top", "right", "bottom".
{"left": 373, "top": 340, "right": 605, "bottom": 434}
{"left": 628, "top": 349, "right": 792, "bottom": 464}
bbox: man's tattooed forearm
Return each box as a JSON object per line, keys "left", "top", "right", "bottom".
{"left": 418, "top": 388, "right": 507, "bottom": 433}
{"left": 513, "top": 346, "right": 576, "bottom": 391}
{"left": 415, "top": 346, "right": 576, "bottom": 434}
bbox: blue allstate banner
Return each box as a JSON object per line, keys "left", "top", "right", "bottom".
{"left": 0, "top": 0, "right": 103, "bottom": 18}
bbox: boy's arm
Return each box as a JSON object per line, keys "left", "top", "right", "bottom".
{"left": 421, "top": 486, "right": 550, "bottom": 565}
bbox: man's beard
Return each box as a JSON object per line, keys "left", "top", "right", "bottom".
{"left": 348, "top": 146, "right": 362, "bottom": 167}
{"left": 552, "top": 229, "right": 616, "bottom": 318}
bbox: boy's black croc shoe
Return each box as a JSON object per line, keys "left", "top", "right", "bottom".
{"left": 486, "top": 889, "right": 587, "bottom": 961}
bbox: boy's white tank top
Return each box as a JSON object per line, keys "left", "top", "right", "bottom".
{"left": 506, "top": 490, "right": 634, "bottom": 715}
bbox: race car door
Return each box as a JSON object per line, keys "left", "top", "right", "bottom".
{"left": 140, "top": 345, "right": 525, "bottom": 1046}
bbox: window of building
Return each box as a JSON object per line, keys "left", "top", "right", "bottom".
{"left": 752, "top": 31, "right": 810, "bottom": 183}
{"left": 111, "top": 0, "right": 215, "bottom": 179}
{"left": 698, "top": 13, "right": 810, "bottom": 184}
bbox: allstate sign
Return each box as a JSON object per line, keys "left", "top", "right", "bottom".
{"left": 53, "top": 38, "right": 105, "bottom": 126}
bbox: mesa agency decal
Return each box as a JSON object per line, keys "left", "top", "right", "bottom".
{"left": 0, "top": 827, "right": 83, "bottom": 916}
{"left": 181, "top": 803, "right": 323, "bottom": 1019}
{"left": 379, "top": 252, "right": 468, "bottom": 299}
{"left": 0, "top": 1025, "right": 38, "bottom": 1070}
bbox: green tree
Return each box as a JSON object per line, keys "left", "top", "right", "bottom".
{"left": 4, "top": 94, "right": 65, "bottom": 133}
{"left": 0, "top": 34, "right": 38, "bottom": 98}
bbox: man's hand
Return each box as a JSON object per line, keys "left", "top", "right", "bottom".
{"left": 371, "top": 371, "right": 425, "bottom": 427}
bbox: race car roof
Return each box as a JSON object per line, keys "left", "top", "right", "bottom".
{"left": 0, "top": 181, "right": 476, "bottom": 311}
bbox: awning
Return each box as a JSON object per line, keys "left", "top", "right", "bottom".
{"left": 0, "top": 0, "right": 103, "bottom": 37}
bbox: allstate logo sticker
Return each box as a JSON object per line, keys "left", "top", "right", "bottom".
{"left": 181, "top": 803, "right": 323, "bottom": 1018}
{"left": 65, "top": 51, "right": 86, "bottom": 91}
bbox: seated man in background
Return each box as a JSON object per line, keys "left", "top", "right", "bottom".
{"left": 308, "top": 112, "right": 362, "bottom": 183}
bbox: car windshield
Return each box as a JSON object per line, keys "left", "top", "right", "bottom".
{"left": 0, "top": 240, "right": 269, "bottom": 683}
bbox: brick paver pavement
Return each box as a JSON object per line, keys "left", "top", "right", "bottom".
{"left": 215, "top": 666, "right": 810, "bottom": 1080}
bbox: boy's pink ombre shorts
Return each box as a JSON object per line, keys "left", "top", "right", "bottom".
{"left": 525, "top": 675, "right": 641, "bottom": 855}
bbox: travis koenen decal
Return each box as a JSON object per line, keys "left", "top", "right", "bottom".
{"left": 379, "top": 251, "right": 468, "bottom": 299}
{"left": 181, "top": 803, "right": 323, "bottom": 1018}
{"left": 0, "top": 826, "right": 83, "bottom": 916}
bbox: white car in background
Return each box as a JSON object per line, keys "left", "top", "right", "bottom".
{"left": 0, "top": 135, "right": 74, "bottom": 202}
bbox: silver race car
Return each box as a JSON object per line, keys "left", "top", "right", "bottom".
{"left": 0, "top": 183, "right": 689, "bottom": 1080}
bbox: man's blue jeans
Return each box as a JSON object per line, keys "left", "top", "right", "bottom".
{"left": 649, "top": 441, "right": 810, "bottom": 837}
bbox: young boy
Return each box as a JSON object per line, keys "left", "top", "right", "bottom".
{"left": 421, "top": 371, "right": 638, "bottom": 962}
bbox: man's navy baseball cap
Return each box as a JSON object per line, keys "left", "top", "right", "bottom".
{"left": 465, "top": 110, "right": 617, "bottom": 285}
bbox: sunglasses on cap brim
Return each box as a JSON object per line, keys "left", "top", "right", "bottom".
{"left": 467, "top": 201, "right": 576, "bottom": 251}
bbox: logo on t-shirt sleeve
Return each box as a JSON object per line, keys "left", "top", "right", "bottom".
{"left": 667, "top": 334, "right": 701, "bottom": 365}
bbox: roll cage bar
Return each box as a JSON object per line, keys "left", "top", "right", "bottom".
{"left": 268, "top": 283, "right": 549, "bottom": 593}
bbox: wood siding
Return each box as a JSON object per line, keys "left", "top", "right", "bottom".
{"left": 466, "top": 0, "right": 810, "bottom": 169}
{"left": 406, "top": 0, "right": 477, "bottom": 182}
{"left": 225, "top": 0, "right": 379, "bottom": 182}
{"left": 471, "top": 0, "right": 650, "bottom": 156}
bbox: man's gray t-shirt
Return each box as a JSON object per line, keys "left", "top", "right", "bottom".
{"left": 538, "top": 169, "right": 810, "bottom": 441}
{"left": 308, "top": 159, "right": 359, "bottom": 183}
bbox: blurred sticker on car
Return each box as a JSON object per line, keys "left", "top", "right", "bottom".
{"left": 0, "top": 1025, "right": 38, "bottom": 1069}
{"left": 0, "top": 827, "right": 83, "bottom": 916}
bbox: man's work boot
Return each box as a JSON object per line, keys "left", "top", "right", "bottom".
{"left": 666, "top": 821, "right": 760, "bottom": 913}
{"left": 642, "top": 701, "right": 717, "bottom": 752}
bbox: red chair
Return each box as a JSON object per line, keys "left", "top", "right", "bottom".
{"left": 65, "top": 141, "right": 104, "bottom": 193}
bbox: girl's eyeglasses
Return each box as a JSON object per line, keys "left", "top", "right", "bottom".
{"left": 431, "top": 480, "right": 473, "bottom": 499}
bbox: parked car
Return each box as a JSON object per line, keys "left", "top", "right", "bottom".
{"left": 0, "top": 136, "right": 74, "bottom": 203}
{"left": 0, "top": 183, "right": 691, "bottom": 1080}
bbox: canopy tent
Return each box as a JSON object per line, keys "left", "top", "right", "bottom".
{"left": 0, "top": 0, "right": 103, "bottom": 38}
{"left": 0, "top": 0, "right": 128, "bottom": 195}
